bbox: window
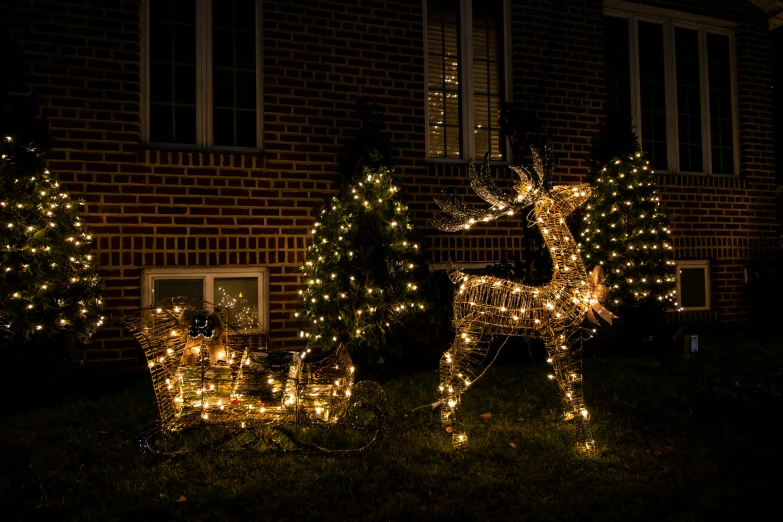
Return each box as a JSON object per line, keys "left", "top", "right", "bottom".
{"left": 425, "top": 0, "right": 508, "bottom": 161}
{"left": 604, "top": 4, "right": 738, "bottom": 175}
{"left": 143, "top": 0, "right": 262, "bottom": 150}
{"left": 674, "top": 260, "right": 710, "bottom": 311}
{"left": 141, "top": 267, "right": 269, "bottom": 331}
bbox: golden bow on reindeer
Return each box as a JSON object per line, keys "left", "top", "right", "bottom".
{"left": 587, "top": 265, "right": 618, "bottom": 325}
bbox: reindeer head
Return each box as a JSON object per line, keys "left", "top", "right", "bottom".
{"left": 432, "top": 144, "right": 590, "bottom": 232}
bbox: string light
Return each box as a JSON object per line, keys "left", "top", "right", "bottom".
{"left": 296, "top": 165, "right": 426, "bottom": 358}
{"left": 433, "top": 146, "right": 615, "bottom": 452}
{"left": 121, "top": 298, "right": 387, "bottom": 455}
{"left": 579, "top": 151, "right": 676, "bottom": 311}
{"left": 1, "top": 132, "right": 103, "bottom": 343}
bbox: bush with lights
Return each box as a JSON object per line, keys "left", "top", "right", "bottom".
{"left": 297, "top": 164, "right": 428, "bottom": 363}
{"left": 579, "top": 136, "right": 676, "bottom": 326}
{"left": 0, "top": 89, "right": 103, "bottom": 369}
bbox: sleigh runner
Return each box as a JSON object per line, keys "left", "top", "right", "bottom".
{"left": 119, "top": 297, "right": 387, "bottom": 457}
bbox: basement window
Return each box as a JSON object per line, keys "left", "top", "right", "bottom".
{"left": 675, "top": 260, "right": 710, "bottom": 311}
{"left": 141, "top": 267, "right": 269, "bottom": 331}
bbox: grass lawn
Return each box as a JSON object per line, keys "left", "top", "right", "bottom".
{"left": 1, "top": 325, "right": 781, "bottom": 521}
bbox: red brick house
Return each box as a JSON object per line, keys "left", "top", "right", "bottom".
{"left": 1, "top": 0, "right": 777, "bottom": 367}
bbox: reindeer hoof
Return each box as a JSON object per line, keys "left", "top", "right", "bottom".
{"left": 452, "top": 431, "right": 469, "bottom": 450}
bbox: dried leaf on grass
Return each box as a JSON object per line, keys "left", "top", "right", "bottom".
{"left": 176, "top": 496, "right": 187, "bottom": 503}
{"left": 479, "top": 413, "right": 492, "bottom": 420}
{"left": 509, "top": 442, "right": 517, "bottom": 449}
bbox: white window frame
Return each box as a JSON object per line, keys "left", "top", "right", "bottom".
{"left": 423, "top": 0, "right": 512, "bottom": 164}
{"left": 604, "top": 0, "right": 740, "bottom": 176}
{"left": 140, "top": 0, "right": 264, "bottom": 152}
{"left": 674, "top": 259, "right": 711, "bottom": 311}
{"left": 141, "top": 267, "right": 270, "bottom": 330}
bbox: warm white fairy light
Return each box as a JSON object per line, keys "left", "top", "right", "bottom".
{"left": 433, "top": 147, "right": 615, "bottom": 452}
{"left": 1, "top": 133, "right": 103, "bottom": 340}
{"left": 579, "top": 153, "right": 676, "bottom": 310}
{"left": 297, "top": 165, "right": 425, "bottom": 355}
{"left": 146, "top": 306, "right": 359, "bottom": 430}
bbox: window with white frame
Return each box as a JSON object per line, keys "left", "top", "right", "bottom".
{"left": 141, "top": 267, "right": 269, "bottom": 330}
{"left": 425, "top": 0, "right": 508, "bottom": 161}
{"left": 604, "top": 3, "right": 738, "bottom": 175}
{"left": 143, "top": 0, "right": 262, "bottom": 150}
{"left": 675, "top": 260, "right": 710, "bottom": 311}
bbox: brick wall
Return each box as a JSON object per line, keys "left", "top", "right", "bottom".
{"left": 0, "top": 0, "right": 776, "bottom": 367}
{"left": 509, "top": 0, "right": 605, "bottom": 184}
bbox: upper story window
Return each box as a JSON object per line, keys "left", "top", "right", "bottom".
{"left": 426, "top": 0, "right": 507, "bottom": 161}
{"left": 143, "top": 0, "right": 262, "bottom": 151}
{"left": 605, "top": 4, "right": 738, "bottom": 175}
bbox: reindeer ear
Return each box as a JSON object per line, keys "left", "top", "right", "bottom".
{"left": 541, "top": 141, "right": 554, "bottom": 191}
{"left": 178, "top": 308, "right": 196, "bottom": 330}
{"left": 207, "top": 311, "right": 225, "bottom": 337}
{"left": 208, "top": 310, "right": 225, "bottom": 329}
{"left": 529, "top": 146, "right": 543, "bottom": 187}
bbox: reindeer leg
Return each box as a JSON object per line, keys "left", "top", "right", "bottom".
{"left": 440, "top": 318, "right": 493, "bottom": 450}
{"left": 544, "top": 333, "right": 595, "bottom": 452}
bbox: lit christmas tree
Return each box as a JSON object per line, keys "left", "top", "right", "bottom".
{"left": 579, "top": 148, "right": 677, "bottom": 313}
{"left": 0, "top": 91, "right": 103, "bottom": 364}
{"left": 297, "top": 165, "right": 428, "bottom": 362}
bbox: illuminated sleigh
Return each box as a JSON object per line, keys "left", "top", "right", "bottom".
{"left": 119, "top": 297, "right": 387, "bottom": 457}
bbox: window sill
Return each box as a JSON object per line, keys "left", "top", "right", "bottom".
{"left": 139, "top": 144, "right": 265, "bottom": 156}
{"left": 426, "top": 158, "right": 510, "bottom": 166}
{"left": 654, "top": 170, "right": 737, "bottom": 177}
{"left": 137, "top": 147, "right": 267, "bottom": 168}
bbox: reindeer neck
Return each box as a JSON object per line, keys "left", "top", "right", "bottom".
{"left": 534, "top": 202, "right": 586, "bottom": 282}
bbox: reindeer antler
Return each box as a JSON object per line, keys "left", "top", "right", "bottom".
{"left": 469, "top": 153, "right": 519, "bottom": 208}
{"left": 509, "top": 142, "right": 554, "bottom": 191}
{"left": 432, "top": 153, "right": 533, "bottom": 232}
{"left": 432, "top": 146, "right": 556, "bottom": 232}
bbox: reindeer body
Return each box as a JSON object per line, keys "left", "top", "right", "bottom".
{"left": 434, "top": 151, "right": 611, "bottom": 451}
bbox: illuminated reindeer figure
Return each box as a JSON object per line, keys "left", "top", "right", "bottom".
{"left": 433, "top": 144, "right": 616, "bottom": 451}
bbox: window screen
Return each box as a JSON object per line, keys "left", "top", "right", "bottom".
{"left": 154, "top": 278, "right": 204, "bottom": 308}
{"left": 212, "top": 0, "right": 257, "bottom": 147}
{"left": 679, "top": 267, "right": 707, "bottom": 309}
{"left": 604, "top": 16, "right": 632, "bottom": 135}
{"left": 707, "top": 33, "right": 734, "bottom": 174}
{"left": 214, "top": 277, "right": 259, "bottom": 329}
{"left": 472, "top": 0, "right": 503, "bottom": 160}
{"left": 427, "top": 0, "right": 461, "bottom": 158}
{"left": 149, "top": 0, "right": 197, "bottom": 144}
{"left": 638, "top": 21, "right": 668, "bottom": 171}
{"left": 675, "top": 27, "right": 703, "bottom": 172}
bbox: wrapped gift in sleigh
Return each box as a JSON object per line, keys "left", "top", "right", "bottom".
{"left": 119, "top": 297, "right": 387, "bottom": 457}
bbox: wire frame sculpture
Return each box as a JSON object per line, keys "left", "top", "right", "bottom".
{"left": 433, "top": 147, "right": 616, "bottom": 452}
{"left": 118, "top": 296, "right": 387, "bottom": 457}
